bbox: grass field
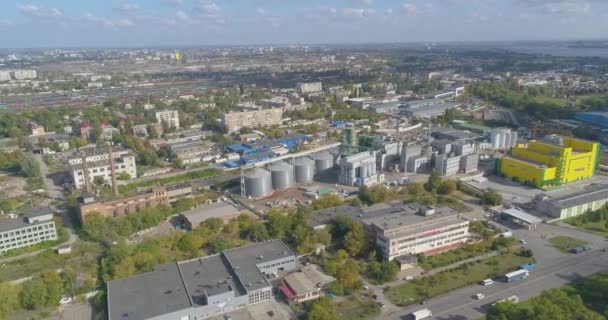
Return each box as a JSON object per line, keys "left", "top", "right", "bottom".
{"left": 565, "top": 220, "right": 608, "bottom": 237}
{"left": 386, "top": 252, "right": 534, "bottom": 307}
{"left": 335, "top": 296, "right": 381, "bottom": 320}
{"left": 0, "top": 241, "right": 102, "bottom": 283}
{"left": 549, "top": 236, "right": 589, "bottom": 253}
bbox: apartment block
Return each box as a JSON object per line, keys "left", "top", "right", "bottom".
{"left": 156, "top": 110, "right": 180, "bottom": 129}
{"left": 222, "top": 108, "right": 283, "bottom": 133}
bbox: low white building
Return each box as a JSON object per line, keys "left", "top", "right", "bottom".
{"left": 70, "top": 150, "right": 137, "bottom": 189}
{"left": 0, "top": 206, "right": 57, "bottom": 254}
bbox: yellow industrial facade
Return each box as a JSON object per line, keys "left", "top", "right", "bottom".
{"left": 497, "top": 135, "right": 599, "bottom": 188}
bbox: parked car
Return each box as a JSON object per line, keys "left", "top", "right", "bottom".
{"left": 520, "top": 239, "right": 527, "bottom": 245}
{"left": 481, "top": 279, "right": 494, "bottom": 286}
{"left": 59, "top": 296, "right": 73, "bottom": 305}
{"left": 473, "top": 293, "right": 485, "bottom": 300}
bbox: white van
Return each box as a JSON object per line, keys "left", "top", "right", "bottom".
{"left": 481, "top": 279, "right": 494, "bottom": 286}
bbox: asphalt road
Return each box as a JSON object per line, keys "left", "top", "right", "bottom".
{"left": 386, "top": 222, "right": 608, "bottom": 320}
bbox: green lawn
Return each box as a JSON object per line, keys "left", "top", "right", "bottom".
{"left": 418, "top": 241, "right": 493, "bottom": 271}
{"left": 335, "top": 296, "right": 380, "bottom": 320}
{"left": 549, "top": 236, "right": 589, "bottom": 254}
{"left": 386, "top": 252, "right": 534, "bottom": 307}
{"left": 565, "top": 220, "right": 608, "bottom": 237}
{"left": 0, "top": 241, "right": 102, "bottom": 283}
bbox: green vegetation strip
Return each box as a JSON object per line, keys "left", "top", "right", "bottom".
{"left": 335, "top": 296, "right": 381, "bottom": 320}
{"left": 386, "top": 252, "right": 534, "bottom": 307}
{"left": 565, "top": 206, "right": 608, "bottom": 237}
{"left": 118, "top": 168, "right": 223, "bottom": 194}
{"left": 548, "top": 236, "right": 589, "bottom": 254}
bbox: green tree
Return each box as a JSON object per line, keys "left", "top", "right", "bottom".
{"left": 307, "top": 297, "right": 338, "bottom": 320}
{"left": 437, "top": 180, "right": 457, "bottom": 195}
{"left": 19, "top": 279, "right": 48, "bottom": 310}
{"left": 265, "top": 210, "right": 292, "bottom": 239}
{"left": 343, "top": 223, "right": 366, "bottom": 257}
{"left": 482, "top": 189, "right": 503, "bottom": 206}
{"left": 0, "top": 283, "right": 20, "bottom": 319}
{"left": 425, "top": 170, "right": 442, "bottom": 192}
{"left": 19, "top": 155, "right": 40, "bottom": 178}
{"left": 407, "top": 183, "right": 425, "bottom": 197}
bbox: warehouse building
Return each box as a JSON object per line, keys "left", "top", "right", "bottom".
{"left": 107, "top": 240, "right": 297, "bottom": 320}
{"left": 575, "top": 112, "right": 608, "bottom": 129}
{"left": 179, "top": 201, "right": 252, "bottom": 230}
{"left": 498, "top": 135, "right": 600, "bottom": 188}
{"left": 534, "top": 184, "right": 608, "bottom": 220}
{"left": 0, "top": 206, "right": 58, "bottom": 254}
{"left": 363, "top": 203, "right": 469, "bottom": 261}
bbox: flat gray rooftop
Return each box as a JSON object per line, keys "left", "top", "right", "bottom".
{"left": 549, "top": 183, "right": 608, "bottom": 209}
{"left": 223, "top": 240, "right": 294, "bottom": 292}
{"left": 362, "top": 203, "right": 463, "bottom": 235}
{"left": 107, "top": 262, "right": 191, "bottom": 320}
{"left": 179, "top": 255, "right": 244, "bottom": 304}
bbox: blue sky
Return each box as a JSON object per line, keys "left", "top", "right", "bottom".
{"left": 0, "top": 0, "right": 607, "bottom": 48}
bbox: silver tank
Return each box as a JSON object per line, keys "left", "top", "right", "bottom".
{"left": 245, "top": 168, "right": 272, "bottom": 198}
{"left": 271, "top": 161, "right": 294, "bottom": 190}
{"left": 315, "top": 152, "right": 334, "bottom": 173}
{"left": 295, "top": 157, "right": 315, "bottom": 183}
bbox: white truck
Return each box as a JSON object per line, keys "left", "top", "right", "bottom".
{"left": 406, "top": 309, "right": 433, "bottom": 320}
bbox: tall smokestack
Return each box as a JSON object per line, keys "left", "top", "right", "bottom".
{"left": 81, "top": 150, "right": 92, "bottom": 193}
{"left": 108, "top": 145, "right": 119, "bottom": 197}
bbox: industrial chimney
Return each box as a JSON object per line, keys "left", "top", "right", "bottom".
{"left": 108, "top": 145, "right": 119, "bottom": 197}
{"left": 81, "top": 150, "right": 92, "bottom": 193}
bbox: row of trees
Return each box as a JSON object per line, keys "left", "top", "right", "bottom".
{"left": 0, "top": 271, "right": 72, "bottom": 319}
{"left": 0, "top": 151, "right": 40, "bottom": 178}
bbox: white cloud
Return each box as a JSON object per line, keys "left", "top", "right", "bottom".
{"left": 117, "top": 18, "right": 135, "bottom": 27}
{"left": 352, "top": 0, "right": 373, "bottom": 5}
{"left": 83, "top": 13, "right": 115, "bottom": 29}
{"left": 401, "top": 3, "right": 417, "bottom": 15}
{"left": 165, "top": 0, "right": 185, "bottom": 6}
{"left": 0, "top": 19, "right": 13, "bottom": 26}
{"left": 175, "top": 10, "right": 190, "bottom": 21}
{"left": 17, "top": 4, "right": 63, "bottom": 18}
{"left": 199, "top": 1, "right": 220, "bottom": 15}
{"left": 341, "top": 8, "right": 376, "bottom": 18}
{"left": 256, "top": 8, "right": 266, "bottom": 15}
{"left": 113, "top": 3, "right": 140, "bottom": 14}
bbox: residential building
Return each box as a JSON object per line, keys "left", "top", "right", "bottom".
{"left": 222, "top": 108, "right": 283, "bottom": 133}
{"left": 70, "top": 151, "right": 137, "bottom": 190}
{"left": 155, "top": 110, "right": 180, "bottom": 129}
{"left": 179, "top": 201, "right": 252, "bottom": 230}
{"left": 78, "top": 184, "right": 192, "bottom": 222}
{"left": 107, "top": 240, "right": 297, "bottom": 320}
{"left": 363, "top": 203, "right": 469, "bottom": 261}
{"left": 27, "top": 122, "right": 45, "bottom": 136}
{"left": 435, "top": 154, "right": 461, "bottom": 176}
{"left": 534, "top": 184, "right": 608, "bottom": 220}
{"left": 12, "top": 69, "right": 37, "bottom": 80}
{"left": 296, "top": 82, "right": 322, "bottom": 95}
{"left": 131, "top": 124, "right": 149, "bottom": 138}
{"left": 0, "top": 71, "right": 11, "bottom": 82}
{"left": 0, "top": 206, "right": 57, "bottom": 254}
{"left": 498, "top": 135, "right": 599, "bottom": 188}
{"left": 87, "top": 82, "right": 103, "bottom": 89}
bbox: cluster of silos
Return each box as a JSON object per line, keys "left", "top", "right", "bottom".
{"left": 295, "top": 157, "right": 315, "bottom": 184}
{"left": 244, "top": 168, "right": 272, "bottom": 198}
{"left": 315, "top": 152, "right": 334, "bottom": 174}
{"left": 271, "top": 161, "right": 294, "bottom": 190}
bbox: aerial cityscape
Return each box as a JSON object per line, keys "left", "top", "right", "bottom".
{"left": 2, "top": 1, "right": 608, "bottom": 320}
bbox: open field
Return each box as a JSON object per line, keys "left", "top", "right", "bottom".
{"left": 335, "top": 296, "right": 381, "bottom": 320}
{"left": 549, "top": 236, "right": 589, "bottom": 253}
{"left": 385, "top": 252, "right": 534, "bottom": 306}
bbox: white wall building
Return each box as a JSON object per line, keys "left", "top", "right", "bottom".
{"left": 70, "top": 151, "right": 137, "bottom": 189}
{"left": 0, "top": 71, "right": 11, "bottom": 82}
{"left": 0, "top": 207, "right": 58, "bottom": 254}
{"left": 338, "top": 151, "right": 383, "bottom": 187}
{"left": 364, "top": 204, "right": 469, "bottom": 261}
{"left": 156, "top": 110, "right": 180, "bottom": 129}
{"left": 296, "top": 82, "right": 323, "bottom": 95}
{"left": 12, "top": 69, "right": 37, "bottom": 80}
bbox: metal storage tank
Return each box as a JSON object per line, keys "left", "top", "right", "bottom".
{"left": 315, "top": 152, "right": 334, "bottom": 173}
{"left": 295, "top": 157, "right": 315, "bottom": 183}
{"left": 271, "top": 161, "right": 294, "bottom": 190}
{"left": 244, "top": 168, "right": 272, "bottom": 198}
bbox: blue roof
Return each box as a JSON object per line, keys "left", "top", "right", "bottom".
{"left": 224, "top": 160, "right": 239, "bottom": 168}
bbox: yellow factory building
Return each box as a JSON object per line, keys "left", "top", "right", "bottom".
{"left": 497, "top": 135, "right": 599, "bottom": 189}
